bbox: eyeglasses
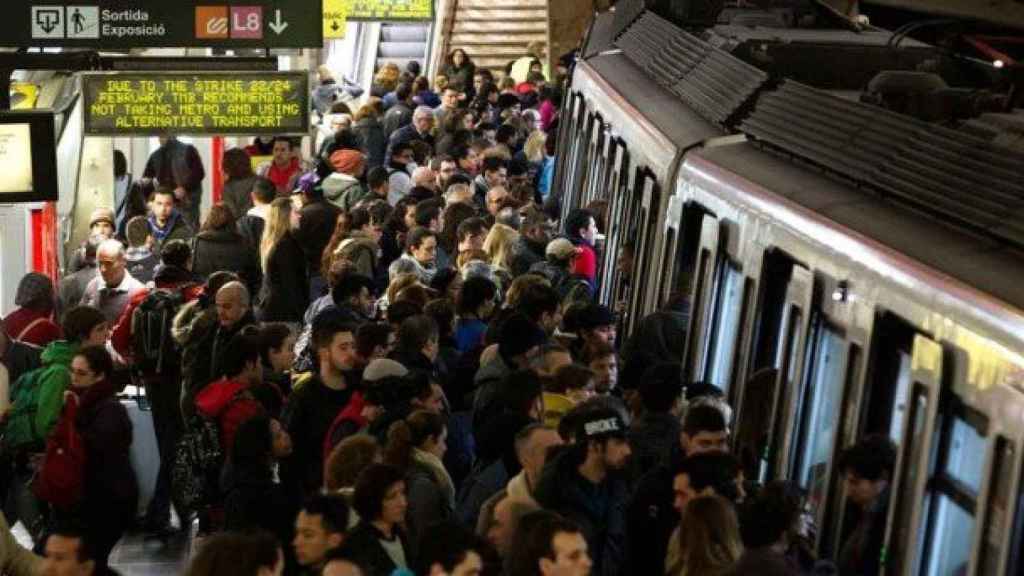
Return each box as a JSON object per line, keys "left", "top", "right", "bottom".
{"left": 70, "top": 368, "right": 94, "bottom": 378}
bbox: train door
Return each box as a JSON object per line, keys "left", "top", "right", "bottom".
{"left": 599, "top": 142, "right": 629, "bottom": 307}
{"left": 682, "top": 211, "right": 720, "bottom": 385}
{"left": 623, "top": 170, "right": 660, "bottom": 337}
{"left": 557, "top": 91, "right": 587, "bottom": 207}
{"left": 788, "top": 310, "right": 858, "bottom": 549}
{"left": 734, "top": 249, "right": 811, "bottom": 483}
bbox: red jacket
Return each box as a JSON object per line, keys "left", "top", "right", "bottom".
{"left": 322, "top": 391, "right": 367, "bottom": 463}
{"left": 572, "top": 242, "right": 597, "bottom": 283}
{"left": 110, "top": 280, "right": 203, "bottom": 362}
{"left": 195, "top": 378, "right": 264, "bottom": 454}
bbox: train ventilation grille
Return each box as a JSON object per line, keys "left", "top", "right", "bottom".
{"left": 615, "top": 11, "right": 767, "bottom": 126}
{"left": 741, "top": 80, "right": 1024, "bottom": 247}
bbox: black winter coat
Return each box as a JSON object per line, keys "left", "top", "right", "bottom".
{"left": 353, "top": 117, "right": 388, "bottom": 169}
{"left": 624, "top": 461, "right": 678, "bottom": 576}
{"left": 337, "top": 522, "right": 410, "bottom": 576}
{"left": 192, "top": 227, "right": 262, "bottom": 293}
{"left": 295, "top": 200, "right": 342, "bottom": 276}
{"left": 222, "top": 463, "right": 298, "bottom": 549}
{"left": 76, "top": 380, "right": 138, "bottom": 509}
{"left": 259, "top": 232, "right": 310, "bottom": 323}
{"left": 534, "top": 449, "right": 629, "bottom": 576}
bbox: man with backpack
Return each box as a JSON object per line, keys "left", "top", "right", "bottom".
{"left": 193, "top": 332, "right": 265, "bottom": 459}
{"left": 110, "top": 239, "right": 201, "bottom": 535}
{"left": 2, "top": 306, "right": 109, "bottom": 543}
{"left": 180, "top": 281, "right": 257, "bottom": 417}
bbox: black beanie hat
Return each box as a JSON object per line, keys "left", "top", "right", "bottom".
{"left": 498, "top": 313, "right": 546, "bottom": 358}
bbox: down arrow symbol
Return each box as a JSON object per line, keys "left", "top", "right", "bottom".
{"left": 269, "top": 10, "right": 289, "bottom": 35}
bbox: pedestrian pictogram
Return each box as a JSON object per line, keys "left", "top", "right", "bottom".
{"left": 31, "top": 6, "right": 64, "bottom": 39}
{"left": 67, "top": 6, "right": 100, "bottom": 39}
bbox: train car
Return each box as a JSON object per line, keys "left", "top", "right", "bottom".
{"left": 555, "top": 2, "right": 1024, "bottom": 574}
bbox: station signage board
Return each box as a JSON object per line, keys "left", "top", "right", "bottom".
{"left": 2, "top": 0, "right": 323, "bottom": 48}
{"left": 0, "top": 111, "right": 58, "bottom": 203}
{"left": 345, "top": 0, "right": 433, "bottom": 21}
{"left": 82, "top": 72, "right": 310, "bottom": 136}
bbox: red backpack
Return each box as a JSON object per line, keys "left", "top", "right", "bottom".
{"left": 34, "top": 394, "right": 87, "bottom": 509}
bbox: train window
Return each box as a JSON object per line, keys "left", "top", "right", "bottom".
{"left": 889, "top": 351, "right": 913, "bottom": 443}
{"left": 705, "top": 262, "right": 744, "bottom": 395}
{"left": 889, "top": 385, "right": 932, "bottom": 574}
{"left": 979, "top": 438, "right": 1016, "bottom": 576}
{"left": 793, "top": 322, "right": 849, "bottom": 523}
{"left": 919, "top": 405, "right": 988, "bottom": 576}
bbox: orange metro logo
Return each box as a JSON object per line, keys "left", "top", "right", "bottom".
{"left": 195, "top": 6, "right": 229, "bottom": 39}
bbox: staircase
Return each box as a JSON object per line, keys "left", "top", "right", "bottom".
{"left": 376, "top": 23, "right": 431, "bottom": 74}
{"left": 443, "top": 0, "right": 549, "bottom": 77}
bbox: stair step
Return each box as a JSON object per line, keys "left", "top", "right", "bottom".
{"left": 461, "top": 44, "right": 544, "bottom": 57}
{"left": 450, "top": 33, "right": 547, "bottom": 46}
{"left": 453, "top": 20, "right": 546, "bottom": 33}
{"left": 454, "top": 8, "right": 548, "bottom": 20}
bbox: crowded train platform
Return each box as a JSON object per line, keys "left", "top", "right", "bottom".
{"left": 2, "top": 0, "right": 1024, "bottom": 575}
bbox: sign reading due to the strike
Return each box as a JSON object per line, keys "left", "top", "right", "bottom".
{"left": 346, "top": 0, "right": 432, "bottom": 21}
{"left": 83, "top": 72, "right": 309, "bottom": 135}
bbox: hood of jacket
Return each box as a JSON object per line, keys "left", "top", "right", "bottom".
{"left": 74, "top": 377, "right": 121, "bottom": 423}
{"left": 474, "top": 353, "right": 511, "bottom": 386}
{"left": 197, "top": 227, "right": 243, "bottom": 243}
{"left": 153, "top": 264, "right": 199, "bottom": 287}
{"left": 41, "top": 340, "right": 77, "bottom": 367}
{"left": 322, "top": 173, "right": 362, "bottom": 200}
{"left": 195, "top": 378, "right": 249, "bottom": 419}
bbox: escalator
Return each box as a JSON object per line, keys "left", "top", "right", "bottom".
{"left": 376, "top": 22, "right": 431, "bottom": 73}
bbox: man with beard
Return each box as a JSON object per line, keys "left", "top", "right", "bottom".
{"left": 283, "top": 314, "right": 361, "bottom": 496}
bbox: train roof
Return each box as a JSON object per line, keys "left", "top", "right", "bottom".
{"left": 575, "top": 8, "right": 1024, "bottom": 333}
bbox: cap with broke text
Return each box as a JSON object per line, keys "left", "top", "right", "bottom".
{"left": 577, "top": 407, "right": 628, "bottom": 441}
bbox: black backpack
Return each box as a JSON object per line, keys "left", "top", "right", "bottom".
{"left": 170, "top": 389, "right": 247, "bottom": 516}
{"left": 131, "top": 288, "right": 186, "bottom": 373}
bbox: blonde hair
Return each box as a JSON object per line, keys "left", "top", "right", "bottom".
{"left": 483, "top": 223, "right": 519, "bottom": 272}
{"left": 457, "top": 248, "right": 488, "bottom": 270}
{"left": 260, "top": 197, "right": 293, "bottom": 271}
{"left": 386, "top": 273, "right": 422, "bottom": 307}
{"left": 505, "top": 273, "right": 550, "bottom": 307}
{"left": 665, "top": 496, "right": 742, "bottom": 576}
{"left": 353, "top": 103, "right": 378, "bottom": 122}
{"left": 374, "top": 63, "right": 401, "bottom": 92}
{"left": 524, "top": 130, "right": 547, "bottom": 163}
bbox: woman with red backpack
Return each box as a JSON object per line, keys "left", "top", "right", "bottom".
{"left": 55, "top": 345, "right": 137, "bottom": 572}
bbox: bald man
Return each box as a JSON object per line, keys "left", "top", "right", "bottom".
{"left": 80, "top": 239, "right": 145, "bottom": 322}
{"left": 412, "top": 166, "right": 438, "bottom": 193}
{"left": 486, "top": 186, "right": 510, "bottom": 217}
{"left": 182, "top": 281, "right": 257, "bottom": 413}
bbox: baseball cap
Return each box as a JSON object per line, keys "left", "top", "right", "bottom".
{"left": 577, "top": 407, "right": 628, "bottom": 441}
{"left": 363, "top": 358, "right": 409, "bottom": 383}
{"left": 546, "top": 238, "right": 580, "bottom": 261}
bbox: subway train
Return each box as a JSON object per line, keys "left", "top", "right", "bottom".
{"left": 552, "top": 2, "right": 1024, "bottom": 575}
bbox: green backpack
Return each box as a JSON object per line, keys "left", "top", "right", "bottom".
{"left": 2, "top": 364, "right": 69, "bottom": 453}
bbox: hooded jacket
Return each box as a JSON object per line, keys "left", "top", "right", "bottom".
{"left": 259, "top": 231, "right": 310, "bottom": 323}
{"left": 534, "top": 448, "right": 629, "bottom": 576}
{"left": 195, "top": 378, "right": 264, "bottom": 454}
{"left": 75, "top": 378, "right": 138, "bottom": 507}
{"left": 621, "top": 301, "right": 690, "bottom": 367}
{"left": 333, "top": 232, "right": 379, "bottom": 280}
{"left": 222, "top": 461, "right": 297, "bottom": 548}
{"left": 510, "top": 235, "right": 547, "bottom": 277}
{"left": 353, "top": 116, "right": 388, "bottom": 169}
{"left": 629, "top": 411, "right": 682, "bottom": 477}
{"left": 192, "top": 227, "right": 262, "bottom": 292}
{"left": 323, "top": 173, "right": 364, "bottom": 210}
{"left": 470, "top": 354, "right": 513, "bottom": 439}
{"left": 3, "top": 340, "right": 75, "bottom": 450}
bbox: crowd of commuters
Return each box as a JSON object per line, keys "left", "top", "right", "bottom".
{"left": 0, "top": 48, "right": 896, "bottom": 576}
